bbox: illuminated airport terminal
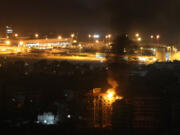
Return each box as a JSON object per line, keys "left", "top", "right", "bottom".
{"left": 0, "top": 27, "right": 178, "bottom": 64}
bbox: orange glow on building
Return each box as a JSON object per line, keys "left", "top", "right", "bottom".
{"left": 104, "top": 89, "right": 123, "bottom": 103}
{"left": 86, "top": 87, "right": 123, "bottom": 128}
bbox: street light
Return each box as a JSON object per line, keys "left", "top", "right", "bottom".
{"left": 137, "top": 37, "right": 142, "bottom": 41}
{"left": 106, "top": 34, "right": 112, "bottom": 39}
{"left": 15, "top": 33, "right": 18, "bottom": 37}
{"left": 19, "top": 41, "right": 24, "bottom": 46}
{"left": 88, "top": 34, "right": 92, "bottom": 38}
{"left": 35, "top": 34, "right": 39, "bottom": 38}
{"left": 140, "top": 47, "right": 143, "bottom": 56}
{"left": 71, "top": 34, "right": 75, "bottom": 38}
{"left": 135, "top": 33, "right": 139, "bottom": 37}
{"left": 5, "top": 40, "right": 11, "bottom": 45}
{"left": 58, "top": 36, "right": 62, "bottom": 40}
{"left": 73, "top": 40, "right": 77, "bottom": 43}
{"left": 156, "top": 34, "right": 160, "bottom": 39}
{"left": 95, "top": 40, "right": 99, "bottom": 43}
{"left": 93, "top": 34, "right": 100, "bottom": 38}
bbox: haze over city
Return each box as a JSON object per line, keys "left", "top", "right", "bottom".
{"left": 1, "top": 1, "right": 180, "bottom": 135}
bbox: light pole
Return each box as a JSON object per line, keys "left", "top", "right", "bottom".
{"left": 140, "top": 47, "right": 143, "bottom": 56}
{"left": 71, "top": 33, "right": 75, "bottom": 38}
{"left": 88, "top": 34, "right": 92, "bottom": 43}
{"left": 15, "top": 33, "right": 18, "bottom": 38}
{"left": 105, "top": 34, "right": 112, "bottom": 44}
{"left": 58, "top": 36, "right": 62, "bottom": 40}
{"left": 35, "top": 34, "right": 39, "bottom": 39}
{"left": 137, "top": 37, "right": 142, "bottom": 42}
{"left": 156, "top": 34, "right": 160, "bottom": 44}
{"left": 135, "top": 33, "right": 139, "bottom": 38}
{"left": 150, "top": 35, "right": 154, "bottom": 44}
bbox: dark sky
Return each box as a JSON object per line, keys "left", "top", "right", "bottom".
{"left": 1, "top": 0, "right": 180, "bottom": 43}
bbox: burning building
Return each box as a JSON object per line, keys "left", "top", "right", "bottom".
{"left": 85, "top": 87, "right": 122, "bottom": 128}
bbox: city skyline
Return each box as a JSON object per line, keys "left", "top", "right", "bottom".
{"left": 1, "top": 1, "right": 180, "bottom": 134}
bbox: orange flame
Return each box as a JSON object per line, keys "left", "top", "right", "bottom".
{"left": 105, "top": 78, "right": 123, "bottom": 102}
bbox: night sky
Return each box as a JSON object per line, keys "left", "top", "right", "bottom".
{"left": 1, "top": 0, "right": 180, "bottom": 43}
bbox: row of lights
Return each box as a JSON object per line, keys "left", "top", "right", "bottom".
{"left": 8, "top": 33, "right": 110, "bottom": 45}
{"left": 34, "top": 33, "right": 75, "bottom": 39}
{"left": 88, "top": 34, "right": 112, "bottom": 44}
{"left": 88, "top": 34, "right": 112, "bottom": 39}
{"left": 15, "top": 33, "right": 112, "bottom": 41}
{"left": 135, "top": 33, "right": 160, "bottom": 42}
{"left": 135, "top": 33, "right": 142, "bottom": 41}
{"left": 150, "top": 34, "right": 160, "bottom": 39}
{"left": 6, "top": 33, "right": 19, "bottom": 39}
{"left": 11, "top": 33, "right": 160, "bottom": 40}
{"left": 14, "top": 33, "right": 75, "bottom": 46}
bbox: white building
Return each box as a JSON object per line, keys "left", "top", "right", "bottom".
{"left": 37, "top": 112, "right": 59, "bottom": 125}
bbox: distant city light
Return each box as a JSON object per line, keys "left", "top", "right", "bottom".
{"left": 35, "top": 34, "right": 39, "bottom": 38}
{"left": 71, "top": 34, "right": 75, "bottom": 38}
{"left": 37, "top": 112, "right": 56, "bottom": 125}
{"left": 15, "top": 33, "right": 18, "bottom": 37}
{"left": 93, "top": 34, "right": 100, "bottom": 38}
{"left": 106, "top": 34, "right": 112, "bottom": 39}
{"left": 88, "top": 34, "right": 92, "bottom": 38}
{"left": 153, "top": 57, "right": 157, "bottom": 61}
{"left": 137, "top": 37, "right": 142, "bottom": 41}
{"left": 79, "top": 44, "right": 83, "bottom": 49}
{"left": 150, "top": 35, "right": 154, "bottom": 39}
{"left": 5, "top": 40, "right": 11, "bottom": 45}
{"left": 156, "top": 34, "right": 160, "bottom": 39}
{"left": 95, "top": 40, "right": 99, "bottom": 43}
{"left": 19, "top": 41, "right": 24, "bottom": 46}
{"left": 58, "top": 36, "right": 62, "bottom": 40}
{"left": 138, "top": 57, "right": 148, "bottom": 61}
{"left": 96, "top": 53, "right": 105, "bottom": 58}
{"left": 1, "top": 48, "right": 6, "bottom": 52}
{"left": 135, "top": 33, "right": 139, "bottom": 37}
{"left": 67, "top": 114, "right": 71, "bottom": 118}
{"left": 7, "top": 29, "right": 13, "bottom": 34}
{"left": 73, "top": 40, "right": 77, "bottom": 43}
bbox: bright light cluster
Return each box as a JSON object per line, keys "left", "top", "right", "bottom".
{"left": 26, "top": 41, "right": 71, "bottom": 48}
{"left": 104, "top": 89, "right": 123, "bottom": 103}
{"left": 37, "top": 112, "right": 58, "bottom": 125}
{"left": 138, "top": 57, "right": 157, "bottom": 62}
{"left": 93, "top": 34, "right": 100, "bottom": 38}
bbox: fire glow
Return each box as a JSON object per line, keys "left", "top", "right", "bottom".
{"left": 104, "top": 78, "right": 123, "bottom": 103}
